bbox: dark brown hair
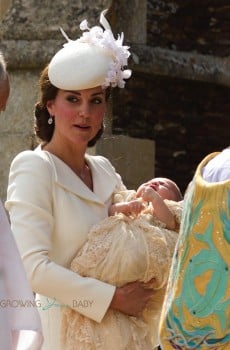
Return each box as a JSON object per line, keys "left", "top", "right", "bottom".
{"left": 34, "top": 65, "right": 109, "bottom": 147}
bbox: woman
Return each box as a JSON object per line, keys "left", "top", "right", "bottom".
{"left": 6, "top": 10, "right": 154, "bottom": 350}
{"left": 0, "top": 52, "right": 43, "bottom": 349}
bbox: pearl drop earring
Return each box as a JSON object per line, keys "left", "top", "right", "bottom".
{"left": 48, "top": 116, "right": 53, "bottom": 125}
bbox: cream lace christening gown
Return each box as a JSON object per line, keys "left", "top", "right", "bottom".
{"left": 61, "top": 191, "right": 182, "bottom": 350}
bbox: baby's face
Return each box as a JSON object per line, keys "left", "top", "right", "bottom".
{"left": 140, "top": 178, "right": 177, "bottom": 201}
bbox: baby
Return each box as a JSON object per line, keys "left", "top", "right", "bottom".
{"left": 61, "top": 178, "right": 183, "bottom": 350}
{"left": 110, "top": 177, "right": 182, "bottom": 229}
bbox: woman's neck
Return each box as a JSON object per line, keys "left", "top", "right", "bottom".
{"left": 44, "top": 141, "right": 93, "bottom": 190}
{"left": 43, "top": 140, "right": 87, "bottom": 175}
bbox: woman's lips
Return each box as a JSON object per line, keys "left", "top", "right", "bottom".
{"left": 74, "top": 124, "right": 90, "bottom": 130}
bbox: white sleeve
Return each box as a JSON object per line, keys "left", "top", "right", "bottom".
{"left": 202, "top": 149, "right": 230, "bottom": 182}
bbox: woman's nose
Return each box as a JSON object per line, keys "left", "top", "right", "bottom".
{"left": 78, "top": 104, "right": 90, "bottom": 119}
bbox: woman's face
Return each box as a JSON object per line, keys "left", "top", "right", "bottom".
{"left": 46, "top": 86, "right": 106, "bottom": 147}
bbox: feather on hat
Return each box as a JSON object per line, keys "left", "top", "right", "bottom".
{"left": 48, "top": 10, "right": 132, "bottom": 90}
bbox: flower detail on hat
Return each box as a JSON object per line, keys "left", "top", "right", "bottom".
{"left": 61, "top": 10, "right": 132, "bottom": 89}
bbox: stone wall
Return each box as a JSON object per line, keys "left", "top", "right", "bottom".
{"left": 147, "top": 0, "right": 230, "bottom": 57}
{"left": 113, "top": 72, "right": 230, "bottom": 193}
{"left": 0, "top": 0, "right": 12, "bottom": 20}
{"left": 113, "top": 0, "right": 230, "bottom": 193}
{"left": 0, "top": 69, "right": 39, "bottom": 199}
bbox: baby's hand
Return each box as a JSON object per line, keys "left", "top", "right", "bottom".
{"left": 137, "top": 186, "right": 159, "bottom": 203}
{"left": 125, "top": 199, "right": 145, "bottom": 216}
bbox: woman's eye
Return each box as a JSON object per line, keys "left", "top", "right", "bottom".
{"left": 91, "top": 98, "right": 102, "bottom": 104}
{"left": 66, "top": 96, "right": 78, "bottom": 103}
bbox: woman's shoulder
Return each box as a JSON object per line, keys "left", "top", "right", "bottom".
{"left": 10, "top": 146, "right": 52, "bottom": 172}
{"left": 8, "top": 147, "right": 54, "bottom": 196}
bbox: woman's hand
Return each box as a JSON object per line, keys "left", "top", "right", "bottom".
{"left": 109, "top": 281, "right": 154, "bottom": 317}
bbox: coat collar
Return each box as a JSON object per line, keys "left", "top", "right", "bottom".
{"left": 35, "top": 146, "right": 118, "bottom": 205}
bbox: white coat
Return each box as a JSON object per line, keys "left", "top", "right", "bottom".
{"left": 5, "top": 146, "right": 125, "bottom": 350}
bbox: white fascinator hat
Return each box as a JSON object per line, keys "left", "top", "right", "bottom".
{"left": 48, "top": 9, "right": 132, "bottom": 90}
